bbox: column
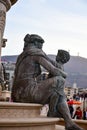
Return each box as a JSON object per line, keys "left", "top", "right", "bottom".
{"left": 0, "top": 0, "right": 18, "bottom": 88}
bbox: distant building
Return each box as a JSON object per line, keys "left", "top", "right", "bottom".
{"left": 78, "top": 88, "right": 86, "bottom": 95}
{"left": 72, "top": 83, "right": 78, "bottom": 95}
{"left": 64, "top": 83, "right": 78, "bottom": 99}
{"left": 64, "top": 86, "right": 73, "bottom": 98}
{"left": 2, "top": 62, "right": 15, "bottom": 91}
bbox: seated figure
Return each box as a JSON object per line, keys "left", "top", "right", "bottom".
{"left": 11, "top": 34, "right": 84, "bottom": 130}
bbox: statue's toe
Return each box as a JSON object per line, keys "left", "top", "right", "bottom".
{"left": 65, "top": 123, "right": 84, "bottom": 130}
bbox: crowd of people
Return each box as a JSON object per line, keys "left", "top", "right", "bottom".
{"left": 40, "top": 103, "right": 87, "bottom": 121}
{"left": 68, "top": 104, "right": 87, "bottom": 120}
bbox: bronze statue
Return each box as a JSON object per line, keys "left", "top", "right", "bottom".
{"left": 11, "top": 34, "right": 84, "bottom": 130}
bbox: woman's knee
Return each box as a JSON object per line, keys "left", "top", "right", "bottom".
{"left": 55, "top": 76, "right": 65, "bottom": 83}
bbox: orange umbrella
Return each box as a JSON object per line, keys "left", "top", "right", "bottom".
{"left": 67, "top": 100, "right": 82, "bottom": 105}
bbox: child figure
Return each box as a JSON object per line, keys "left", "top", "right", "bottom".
{"left": 56, "top": 49, "right": 70, "bottom": 71}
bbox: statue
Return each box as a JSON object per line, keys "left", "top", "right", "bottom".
{"left": 11, "top": 34, "right": 84, "bottom": 130}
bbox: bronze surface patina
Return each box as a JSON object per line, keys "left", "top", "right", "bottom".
{"left": 12, "top": 34, "right": 84, "bottom": 130}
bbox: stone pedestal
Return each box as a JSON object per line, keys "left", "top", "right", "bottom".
{"left": 0, "top": 102, "right": 42, "bottom": 118}
{"left": 1, "top": 90, "right": 11, "bottom": 99}
{"left": 0, "top": 102, "right": 60, "bottom": 130}
{"left": 0, "top": 90, "right": 11, "bottom": 101}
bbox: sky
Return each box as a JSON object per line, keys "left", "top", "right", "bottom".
{"left": 2, "top": 0, "right": 87, "bottom": 58}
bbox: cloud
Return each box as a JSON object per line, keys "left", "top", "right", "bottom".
{"left": 2, "top": 0, "right": 87, "bottom": 58}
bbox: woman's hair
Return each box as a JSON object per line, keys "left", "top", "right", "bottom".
{"left": 76, "top": 106, "right": 80, "bottom": 110}
{"left": 23, "top": 34, "right": 44, "bottom": 49}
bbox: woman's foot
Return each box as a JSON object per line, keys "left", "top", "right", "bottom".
{"left": 65, "top": 123, "right": 84, "bottom": 130}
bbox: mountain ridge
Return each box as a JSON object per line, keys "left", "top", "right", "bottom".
{"left": 1, "top": 54, "right": 87, "bottom": 88}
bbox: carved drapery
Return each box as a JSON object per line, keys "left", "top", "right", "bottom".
{"left": 0, "top": 0, "right": 11, "bottom": 11}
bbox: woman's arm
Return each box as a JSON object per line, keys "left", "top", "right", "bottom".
{"left": 33, "top": 55, "right": 67, "bottom": 78}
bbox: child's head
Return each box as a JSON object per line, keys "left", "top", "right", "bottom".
{"left": 56, "top": 49, "right": 70, "bottom": 64}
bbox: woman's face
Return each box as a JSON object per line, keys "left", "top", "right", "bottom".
{"left": 35, "top": 41, "right": 43, "bottom": 49}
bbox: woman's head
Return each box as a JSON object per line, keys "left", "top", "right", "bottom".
{"left": 76, "top": 106, "right": 81, "bottom": 110}
{"left": 23, "top": 34, "right": 44, "bottom": 50}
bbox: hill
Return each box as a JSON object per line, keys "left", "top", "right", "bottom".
{"left": 1, "top": 54, "right": 87, "bottom": 88}
{"left": 1, "top": 55, "right": 17, "bottom": 63}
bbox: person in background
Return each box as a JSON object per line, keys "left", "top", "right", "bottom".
{"left": 86, "top": 108, "right": 87, "bottom": 120}
{"left": 73, "top": 106, "right": 82, "bottom": 119}
{"left": 68, "top": 104, "right": 74, "bottom": 118}
{"left": 83, "top": 108, "right": 86, "bottom": 120}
